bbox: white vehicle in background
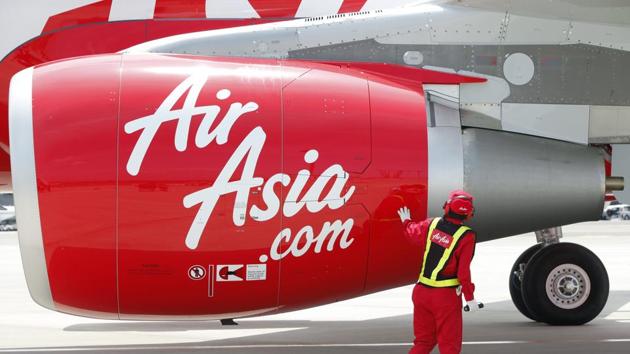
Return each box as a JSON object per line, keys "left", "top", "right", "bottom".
{"left": 0, "top": 204, "right": 14, "bottom": 222}
{"left": 602, "top": 203, "right": 630, "bottom": 220}
{"left": 0, "top": 194, "right": 15, "bottom": 228}
{"left": 620, "top": 206, "right": 630, "bottom": 220}
{"left": 0, "top": 216, "right": 15, "bottom": 231}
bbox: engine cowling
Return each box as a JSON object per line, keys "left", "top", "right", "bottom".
{"left": 9, "top": 54, "right": 606, "bottom": 319}
{"left": 10, "top": 54, "right": 429, "bottom": 319}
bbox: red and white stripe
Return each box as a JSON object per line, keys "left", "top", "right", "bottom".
{"left": 0, "top": 0, "right": 408, "bottom": 59}
{"left": 43, "top": 0, "right": 383, "bottom": 34}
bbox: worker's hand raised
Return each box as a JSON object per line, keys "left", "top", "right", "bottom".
{"left": 397, "top": 206, "right": 411, "bottom": 224}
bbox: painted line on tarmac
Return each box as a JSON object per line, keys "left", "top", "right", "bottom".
{"left": 464, "top": 341, "right": 526, "bottom": 345}
{"left": 3, "top": 339, "right": 630, "bottom": 351}
{"left": 0, "top": 341, "right": 527, "bottom": 352}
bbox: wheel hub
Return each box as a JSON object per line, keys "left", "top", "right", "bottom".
{"left": 545, "top": 264, "right": 591, "bottom": 309}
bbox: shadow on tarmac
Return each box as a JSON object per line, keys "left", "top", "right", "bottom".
{"left": 63, "top": 291, "right": 630, "bottom": 333}
{"left": 37, "top": 291, "right": 630, "bottom": 354}
{"left": 0, "top": 290, "right": 623, "bottom": 353}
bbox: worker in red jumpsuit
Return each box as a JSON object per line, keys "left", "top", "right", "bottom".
{"left": 397, "top": 190, "right": 482, "bottom": 354}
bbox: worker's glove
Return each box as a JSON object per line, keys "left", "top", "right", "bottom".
{"left": 464, "top": 299, "right": 484, "bottom": 313}
{"left": 397, "top": 206, "right": 411, "bottom": 224}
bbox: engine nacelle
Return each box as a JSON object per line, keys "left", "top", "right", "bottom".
{"left": 8, "top": 54, "right": 605, "bottom": 319}
{"left": 462, "top": 128, "right": 605, "bottom": 241}
{"left": 9, "top": 54, "right": 430, "bottom": 319}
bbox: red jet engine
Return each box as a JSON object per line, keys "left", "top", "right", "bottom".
{"left": 10, "top": 54, "right": 485, "bottom": 319}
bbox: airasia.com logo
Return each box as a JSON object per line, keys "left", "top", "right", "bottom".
{"left": 123, "top": 71, "right": 356, "bottom": 262}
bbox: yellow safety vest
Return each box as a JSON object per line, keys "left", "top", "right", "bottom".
{"left": 417, "top": 217, "right": 470, "bottom": 287}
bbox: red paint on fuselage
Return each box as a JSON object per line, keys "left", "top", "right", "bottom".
{"left": 42, "top": 0, "right": 113, "bottom": 33}
{"left": 248, "top": 0, "right": 303, "bottom": 18}
{"left": 154, "top": 0, "right": 207, "bottom": 18}
{"left": 338, "top": 0, "right": 369, "bottom": 14}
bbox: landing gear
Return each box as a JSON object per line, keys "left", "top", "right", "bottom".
{"left": 509, "top": 244, "right": 543, "bottom": 321}
{"left": 521, "top": 243, "right": 609, "bottom": 325}
{"left": 509, "top": 229, "right": 609, "bottom": 325}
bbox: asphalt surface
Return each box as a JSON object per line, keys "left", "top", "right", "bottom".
{"left": 1, "top": 221, "right": 630, "bottom": 353}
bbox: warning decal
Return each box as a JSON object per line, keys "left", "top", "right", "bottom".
{"left": 246, "top": 264, "right": 267, "bottom": 281}
{"left": 188, "top": 265, "right": 206, "bottom": 280}
{"left": 216, "top": 264, "right": 245, "bottom": 282}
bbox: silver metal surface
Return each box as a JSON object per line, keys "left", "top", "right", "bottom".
{"left": 123, "top": 7, "right": 431, "bottom": 58}
{"left": 454, "top": 0, "right": 630, "bottom": 27}
{"left": 612, "top": 144, "right": 630, "bottom": 203}
{"left": 605, "top": 176, "right": 624, "bottom": 191}
{"left": 292, "top": 41, "right": 630, "bottom": 107}
{"left": 426, "top": 92, "right": 465, "bottom": 217}
{"left": 8, "top": 67, "right": 54, "bottom": 311}
{"left": 535, "top": 227, "right": 563, "bottom": 245}
{"left": 119, "top": 4, "right": 630, "bottom": 146}
{"left": 545, "top": 263, "right": 591, "bottom": 310}
{"left": 122, "top": 4, "right": 630, "bottom": 108}
{"left": 589, "top": 106, "right": 630, "bottom": 144}
{"left": 427, "top": 126, "right": 464, "bottom": 218}
{"left": 501, "top": 103, "right": 590, "bottom": 144}
{"left": 462, "top": 128, "right": 605, "bottom": 241}
{"left": 425, "top": 90, "right": 460, "bottom": 112}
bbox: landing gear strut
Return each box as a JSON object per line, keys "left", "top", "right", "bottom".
{"left": 509, "top": 243, "right": 543, "bottom": 321}
{"left": 508, "top": 227, "right": 609, "bottom": 325}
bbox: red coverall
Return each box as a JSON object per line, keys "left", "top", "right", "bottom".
{"left": 403, "top": 216, "right": 476, "bottom": 354}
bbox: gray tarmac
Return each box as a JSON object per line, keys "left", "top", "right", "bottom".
{"left": 1, "top": 221, "right": 630, "bottom": 354}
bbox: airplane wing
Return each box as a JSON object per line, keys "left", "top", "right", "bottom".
{"left": 446, "top": 0, "right": 630, "bottom": 26}
{"left": 117, "top": 0, "right": 630, "bottom": 204}
{"left": 123, "top": 3, "right": 630, "bottom": 144}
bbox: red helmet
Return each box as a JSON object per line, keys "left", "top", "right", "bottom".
{"left": 443, "top": 190, "right": 475, "bottom": 219}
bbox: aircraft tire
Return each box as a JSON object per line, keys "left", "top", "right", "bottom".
{"left": 509, "top": 244, "right": 543, "bottom": 321}
{"left": 521, "top": 243, "right": 609, "bottom": 325}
